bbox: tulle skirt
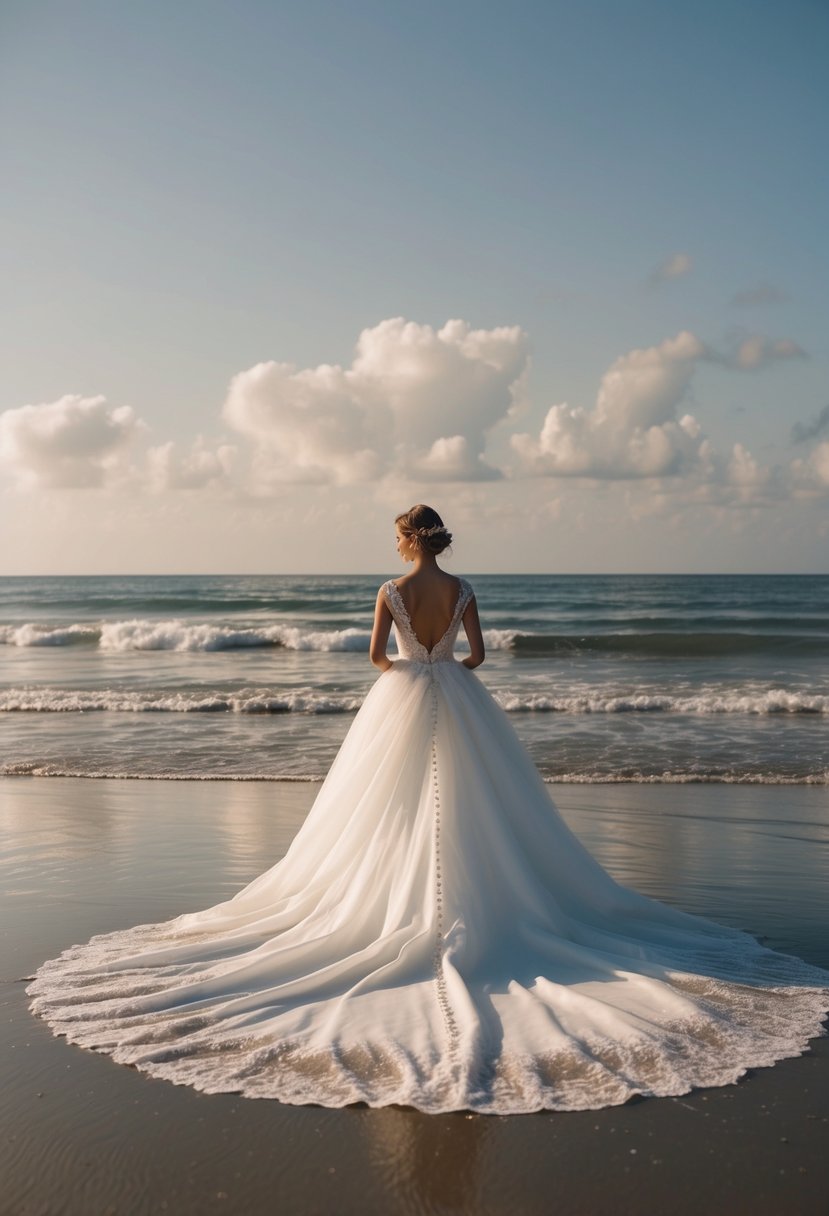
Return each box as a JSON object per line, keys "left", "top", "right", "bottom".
{"left": 27, "top": 660, "right": 829, "bottom": 1113}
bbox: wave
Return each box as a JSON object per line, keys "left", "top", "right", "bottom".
{"left": 545, "top": 771, "right": 829, "bottom": 785}
{"left": 510, "top": 632, "right": 829, "bottom": 657}
{"left": 3, "top": 619, "right": 827, "bottom": 657}
{"left": 0, "top": 688, "right": 364, "bottom": 714}
{"left": 0, "top": 618, "right": 514, "bottom": 655}
{"left": 0, "top": 763, "right": 326, "bottom": 781}
{"left": 3, "top": 762, "right": 827, "bottom": 784}
{"left": 3, "top": 686, "right": 828, "bottom": 715}
{"left": 0, "top": 620, "right": 374, "bottom": 653}
{"left": 0, "top": 623, "right": 101, "bottom": 647}
{"left": 494, "top": 689, "right": 829, "bottom": 714}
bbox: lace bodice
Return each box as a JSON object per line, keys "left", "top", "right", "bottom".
{"left": 383, "top": 577, "right": 474, "bottom": 663}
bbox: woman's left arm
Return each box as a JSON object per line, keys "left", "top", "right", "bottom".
{"left": 460, "top": 596, "right": 485, "bottom": 669}
{"left": 369, "top": 588, "right": 395, "bottom": 672}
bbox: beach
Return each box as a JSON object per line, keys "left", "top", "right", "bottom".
{"left": 3, "top": 776, "right": 828, "bottom": 1215}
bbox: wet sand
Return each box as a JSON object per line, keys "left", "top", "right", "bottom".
{"left": 2, "top": 777, "right": 828, "bottom": 1215}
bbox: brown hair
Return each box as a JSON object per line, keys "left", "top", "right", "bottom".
{"left": 395, "top": 504, "right": 453, "bottom": 556}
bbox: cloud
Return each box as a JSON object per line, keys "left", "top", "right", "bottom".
{"left": 791, "top": 404, "right": 829, "bottom": 445}
{"left": 725, "top": 442, "right": 777, "bottom": 502}
{"left": 511, "top": 331, "right": 708, "bottom": 479}
{"left": 223, "top": 318, "right": 528, "bottom": 485}
{"left": 0, "top": 394, "right": 140, "bottom": 489}
{"left": 646, "top": 252, "right": 692, "bottom": 287}
{"left": 147, "top": 438, "right": 237, "bottom": 491}
{"left": 731, "top": 282, "right": 789, "bottom": 307}
{"left": 791, "top": 442, "right": 829, "bottom": 494}
{"left": 510, "top": 325, "right": 810, "bottom": 487}
{"left": 2, "top": 320, "right": 810, "bottom": 513}
{"left": 725, "top": 335, "right": 806, "bottom": 371}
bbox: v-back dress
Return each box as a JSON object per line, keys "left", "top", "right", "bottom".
{"left": 27, "top": 577, "right": 829, "bottom": 1113}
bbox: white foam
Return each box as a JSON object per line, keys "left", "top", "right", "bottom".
{"left": 0, "top": 623, "right": 100, "bottom": 646}
{"left": 0, "top": 687, "right": 364, "bottom": 714}
{"left": 482, "top": 628, "right": 522, "bottom": 650}
{"left": 493, "top": 689, "right": 829, "bottom": 714}
{"left": 2, "top": 762, "right": 826, "bottom": 784}
{"left": 97, "top": 619, "right": 375, "bottom": 653}
{"left": 0, "top": 618, "right": 376, "bottom": 652}
{"left": 4, "top": 685, "right": 828, "bottom": 715}
{"left": 544, "top": 771, "right": 829, "bottom": 784}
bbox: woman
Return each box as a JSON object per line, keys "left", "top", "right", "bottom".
{"left": 28, "top": 505, "right": 829, "bottom": 1113}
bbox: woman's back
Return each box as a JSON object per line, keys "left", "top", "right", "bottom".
{"left": 391, "top": 571, "right": 464, "bottom": 652}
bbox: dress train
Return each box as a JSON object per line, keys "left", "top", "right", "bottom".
{"left": 27, "top": 578, "right": 829, "bottom": 1113}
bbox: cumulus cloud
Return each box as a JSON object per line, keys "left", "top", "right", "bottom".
{"left": 791, "top": 403, "right": 829, "bottom": 445}
{"left": 511, "top": 331, "right": 708, "bottom": 479}
{"left": 0, "top": 394, "right": 140, "bottom": 489}
{"left": 725, "top": 442, "right": 777, "bottom": 502}
{"left": 511, "top": 328, "right": 812, "bottom": 485}
{"left": 223, "top": 318, "right": 528, "bottom": 485}
{"left": 646, "top": 252, "right": 693, "bottom": 287}
{"left": 731, "top": 282, "right": 789, "bottom": 307}
{"left": 147, "top": 437, "right": 237, "bottom": 491}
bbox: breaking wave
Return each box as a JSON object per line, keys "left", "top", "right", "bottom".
{"left": 3, "top": 620, "right": 826, "bottom": 657}
{"left": 3, "top": 686, "right": 828, "bottom": 715}
{"left": 0, "top": 688, "right": 364, "bottom": 714}
{"left": 0, "top": 620, "right": 373, "bottom": 652}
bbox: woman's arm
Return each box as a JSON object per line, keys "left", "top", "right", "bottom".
{"left": 460, "top": 595, "right": 485, "bottom": 668}
{"left": 369, "top": 587, "right": 394, "bottom": 671}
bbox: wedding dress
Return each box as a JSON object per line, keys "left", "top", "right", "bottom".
{"left": 28, "top": 578, "right": 829, "bottom": 1114}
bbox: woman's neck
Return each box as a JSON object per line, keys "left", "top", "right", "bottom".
{"left": 410, "top": 553, "right": 439, "bottom": 572}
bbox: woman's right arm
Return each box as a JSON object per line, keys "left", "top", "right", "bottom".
{"left": 461, "top": 596, "right": 485, "bottom": 669}
{"left": 369, "top": 587, "right": 394, "bottom": 672}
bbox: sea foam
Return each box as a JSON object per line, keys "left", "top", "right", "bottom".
{"left": 3, "top": 686, "right": 827, "bottom": 715}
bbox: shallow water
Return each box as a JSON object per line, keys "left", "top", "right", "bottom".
{"left": 2, "top": 573, "right": 829, "bottom": 783}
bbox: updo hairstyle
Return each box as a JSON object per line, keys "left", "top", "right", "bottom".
{"left": 395, "top": 504, "right": 453, "bottom": 556}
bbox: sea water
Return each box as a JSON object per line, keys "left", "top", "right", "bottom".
{"left": 2, "top": 573, "right": 828, "bottom": 783}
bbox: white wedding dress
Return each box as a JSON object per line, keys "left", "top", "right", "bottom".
{"left": 28, "top": 578, "right": 829, "bottom": 1113}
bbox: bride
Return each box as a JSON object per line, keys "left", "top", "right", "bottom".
{"left": 28, "top": 504, "right": 829, "bottom": 1114}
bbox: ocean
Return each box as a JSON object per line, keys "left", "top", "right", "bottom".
{"left": 2, "top": 573, "right": 828, "bottom": 784}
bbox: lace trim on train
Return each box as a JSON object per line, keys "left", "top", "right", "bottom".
{"left": 27, "top": 936, "right": 829, "bottom": 1113}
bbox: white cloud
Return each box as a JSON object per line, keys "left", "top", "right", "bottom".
{"left": 646, "top": 252, "right": 693, "bottom": 287}
{"left": 223, "top": 360, "right": 382, "bottom": 486}
{"left": 511, "top": 328, "right": 811, "bottom": 486}
{"left": 222, "top": 317, "right": 528, "bottom": 485}
{"left": 0, "top": 394, "right": 140, "bottom": 489}
{"left": 725, "top": 442, "right": 777, "bottom": 503}
{"left": 147, "top": 437, "right": 237, "bottom": 491}
{"left": 511, "top": 331, "right": 707, "bottom": 479}
{"left": 1, "top": 321, "right": 812, "bottom": 517}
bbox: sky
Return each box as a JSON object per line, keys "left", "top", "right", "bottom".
{"left": 1, "top": 0, "right": 827, "bottom": 574}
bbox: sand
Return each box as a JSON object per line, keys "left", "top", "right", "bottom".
{"left": 2, "top": 777, "right": 828, "bottom": 1215}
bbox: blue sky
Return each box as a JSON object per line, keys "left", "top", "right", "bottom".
{"left": 1, "top": 0, "right": 827, "bottom": 572}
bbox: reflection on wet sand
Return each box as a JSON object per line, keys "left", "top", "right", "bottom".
{"left": 362, "top": 1104, "right": 491, "bottom": 1211}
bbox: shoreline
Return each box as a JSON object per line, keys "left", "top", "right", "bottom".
{"left": 2, "top": 777, "right": 828, "bottom": 1214}
{"left": 4, "top": 769, "right": 829, "bottom": 784}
